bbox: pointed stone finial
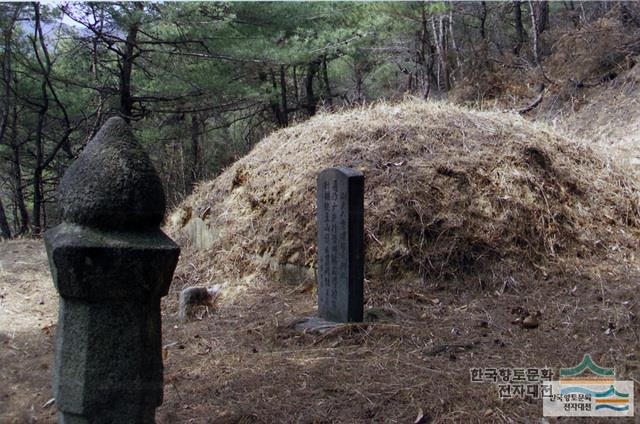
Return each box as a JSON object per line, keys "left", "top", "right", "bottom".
{"left": 45, "top": 117, "right": 180, "bottom": 423}
{"left": 59, "top": 116, "right": 166, "bottom": 230}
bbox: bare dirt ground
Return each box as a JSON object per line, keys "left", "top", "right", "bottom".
{"left": 0, "top": 240, "right": 57, "bottom": 423}
{"left": 1, "top": 239, "right": 640, "bottom": 423}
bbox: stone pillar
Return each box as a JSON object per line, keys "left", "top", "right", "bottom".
{"left": 316, "top": 167, "right": 364, "bottom": 323}
{"left": 44, "top": 117, "right": 180, "bottom": 424}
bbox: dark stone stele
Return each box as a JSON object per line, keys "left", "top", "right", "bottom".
{"left": 44, "top": 117, "right": 180, "bottom": 424}
{"left": 316, "top": 167, "right": 364, "bottom": 323}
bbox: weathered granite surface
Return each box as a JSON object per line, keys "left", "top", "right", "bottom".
{"left": 58, "top": 117, "right": 166, "bottom": 231}
{"left": 45, "top": 117, "right": 180, "bottom": 423}
{"left": 316, "top": 167, "right": 364, "bottom": 323}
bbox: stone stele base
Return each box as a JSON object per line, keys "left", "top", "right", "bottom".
{"left": 293, "top": 316, "right": 342, "bottom": 334}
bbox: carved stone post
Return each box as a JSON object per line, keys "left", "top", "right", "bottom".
{"left": 317, "top": 167, "right": 364, "bottom": 323}
{"left": 44, "top": 117, "right": 180, "bottom": 423}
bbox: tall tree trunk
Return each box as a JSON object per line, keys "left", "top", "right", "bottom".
{"left": 0, "top": 4, "right": 20, "bottom": 147}
{"left": 419, "top": 5, "right": 433, "bottom": 98}
{"left": 439, "top": 16, "right": 450, "bottom": 90}
{"left": 119, "top": 3, "right": 143, "bottom": 122}
{"left": 292, "top": 65, "right": 300, "bottom": 108}
{"left": 321, "top": 55, "right": 333, "bottom": 108}
{"left": 353, "top": 58, "right": 365, "bottom": 102}
{"left": 279, "top": 64, "right": 289, "bottom": 126}
{"left": 30, "top": 2, "right": 76, "bottom": 232}
{"left": 32, "top": 161, "right": 44, "bottom": 234}
{"left": 85, "top": 6, "right": 106, "bottom": 141}
{"left": 10, "top": 99, "right": 28, "bottom": 235}
{"left": 513, "top": 0, "right": 525, "bottom": 55}
{"left": 535, "top": 1, "right": 549, "bottom": 34}
{"left": 448, "top": 8, "right": 462, "bottom": 82}
{"left": 190, "top": 113, "right": 200, "bottom": 188}
{"left": 431, "top": 17, "right": 449, "bottom": 91}
{"left": 479, "top": 1, "right": 488, "bottom": 40}
{"left": 31, "top": 2, "right": 49, "bottom": 234}
{"left": 269, "top": 68, "right": 285, "bottom": 127}
{"left": 528, "top": 0, "right": 540, "bottom": 65}
{"left": 0, "top": 5, "right": 25, "bottom": 236}
{"left": 305, "top": 59, "right": 320, "bottom": 116}
{"left": 42, "top": 196, "right": 47, "bottom": 229}
{"left": 430, "top": 18, "right": 440, "bottom": 89}
{"left": 0, "top": 198, "right": 12, "bottom": 239}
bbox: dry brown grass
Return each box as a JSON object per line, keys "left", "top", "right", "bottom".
{"left": 169, "top": 99, "right": 639, "bottom": 287}
{"left": 3, "top": 240, "right": 640, "bottom": 423}
{"left": 158, "top": 253, "right": 640, "bottom": 424}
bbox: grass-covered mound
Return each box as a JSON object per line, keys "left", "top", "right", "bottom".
{"left": 169, "top": 99, "right": 639, "bottom": 284}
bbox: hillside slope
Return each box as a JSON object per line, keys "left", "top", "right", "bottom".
{"left": 451, "top": 6, "right": 640, "bottom": 174}
{"left": 537, "top": 9, "right": 640, "bottom": 173}
{"left": 560, "top": 57, "right": 640, "bottom": 172}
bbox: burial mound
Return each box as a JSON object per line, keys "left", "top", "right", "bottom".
{"left": 169, "top": 100, "right": 639, "bottom": 285}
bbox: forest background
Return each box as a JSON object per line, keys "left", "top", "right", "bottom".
{"left": 0, "top": 1, "right": 631, "bottom": 237}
